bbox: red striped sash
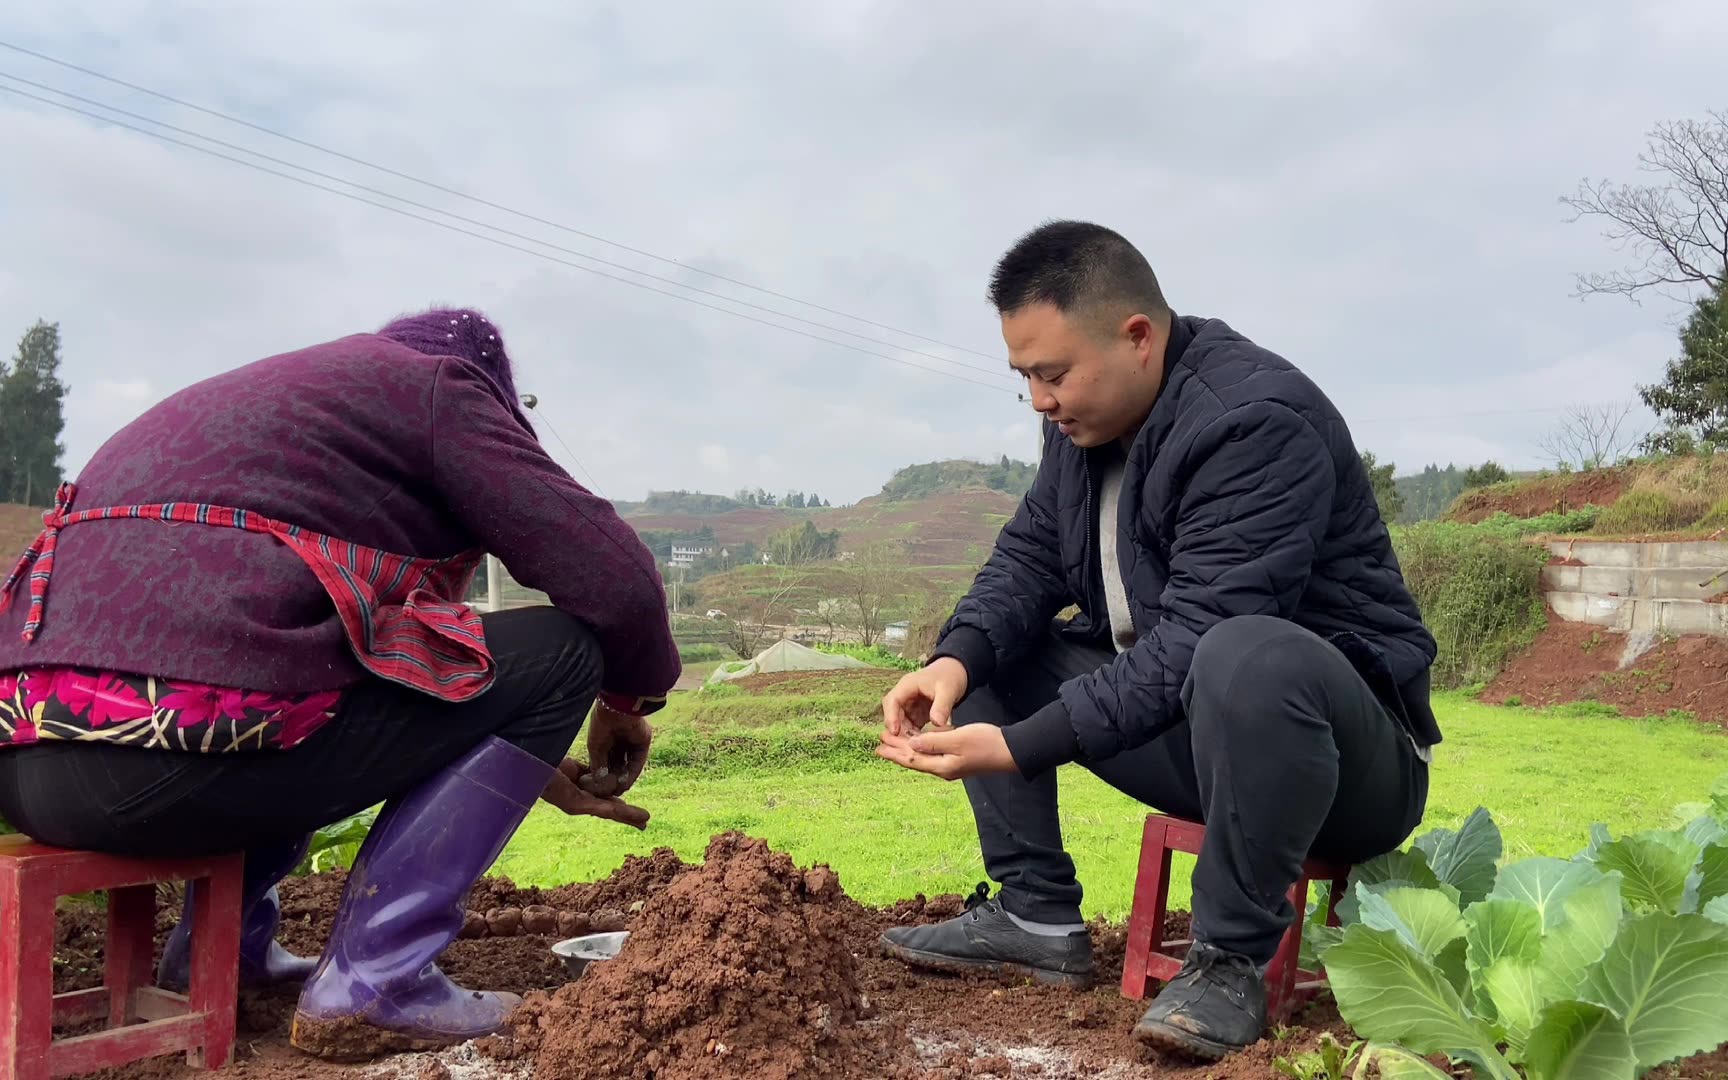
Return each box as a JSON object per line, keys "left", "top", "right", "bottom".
{"left": 0, "top": 483, "right": 493, "bottom": 701}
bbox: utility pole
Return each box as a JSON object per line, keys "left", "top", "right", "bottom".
{"left": 1020, "top": 392, "right": 1043, "bottom": 464}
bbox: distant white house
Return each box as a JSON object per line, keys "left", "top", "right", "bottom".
{"left": 669, "top": 544, "right": 714, "bottom": 568}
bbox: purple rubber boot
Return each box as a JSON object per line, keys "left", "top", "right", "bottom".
{"left": 157, "top": 834, "right": 318, "bottom": 993}
{"left": 290, "top": 736, "right": 553, "bottom": 1061}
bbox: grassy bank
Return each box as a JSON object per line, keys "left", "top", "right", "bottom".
{"left": 1447, "top": 452, "right": 1728, "bottom": 536}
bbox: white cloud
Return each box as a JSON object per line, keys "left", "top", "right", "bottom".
{"left": 0, "top": 0, "right": 1722, "bottom": 502}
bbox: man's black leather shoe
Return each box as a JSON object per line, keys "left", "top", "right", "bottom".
{"left": 879, "top": 884, "right": 1094, "bottom": 988}
{"left": 1131, "top": 941, "right": 1267, "bottom": 1060}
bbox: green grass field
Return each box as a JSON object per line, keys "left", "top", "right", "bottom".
{"left": 492, "top": 680, "right": 1727, "bottom": 921}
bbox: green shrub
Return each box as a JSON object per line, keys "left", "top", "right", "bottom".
{"left": 1392, "top": 522, "right": 1548, "bottom": 689}
{"left": 678, "top": 642, "right": 728, "bottom": 663}
{"left": 1471, "top": 507, "right": 1600, "bottom": 537}
{"left": 1596, "top": 489, "right": 1695, "bottom": 533}
{"left": 813, "top": 642, "right": 918, "bottom": 671}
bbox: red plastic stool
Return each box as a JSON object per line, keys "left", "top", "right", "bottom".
{"left": 0, "top": 835, "right": 243, "bottom": 1079}
{"left": 1120, "top": 814, "right": 1349, "bottom": 1020}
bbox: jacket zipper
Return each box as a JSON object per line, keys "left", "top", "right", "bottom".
{"left": 1082, "top": 450, "right": 1100, "bottom": 626}
{"left": 1090, "top": 445, "right": 1139, "bottom": 644}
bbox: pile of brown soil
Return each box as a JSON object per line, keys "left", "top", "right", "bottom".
{"left": 489, "top": 832, "right": 915, "bottom": 1080}
{"left": 1481, "top": 621, "right": 1728, "bottom": 728}
{"left": 465, "top": 847, "right": 690, "bottom": 914}
{"left": 454, "top": 849, "right": 693, "bottom": 943}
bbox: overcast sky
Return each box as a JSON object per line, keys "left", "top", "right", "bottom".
{"left": 1, "top": 2, "right": 1723, "bottom": 505}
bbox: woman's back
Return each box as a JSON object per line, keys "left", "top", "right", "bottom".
{"left": 0, "top": 327, "right": 675, "bottom": 700}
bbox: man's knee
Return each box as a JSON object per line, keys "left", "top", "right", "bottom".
{"left": 951, "top": 684, "right": 1011, "bottom": 729}
{"left": 1186, "top": 615, "right": 1332, "bottom": 711}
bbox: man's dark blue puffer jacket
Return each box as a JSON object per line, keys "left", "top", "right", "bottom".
{"left": 931, "top": 313, "right": 1442, "bottom": 778}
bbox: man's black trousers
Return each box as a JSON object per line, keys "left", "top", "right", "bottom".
{"left": 955, "top": 614, "right": 1429, "bottom": 965}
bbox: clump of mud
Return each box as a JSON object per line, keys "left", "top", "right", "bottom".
{"left": 492, "top": 832, "right": 915, "bottom": 1079}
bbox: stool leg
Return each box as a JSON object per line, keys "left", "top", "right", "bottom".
{"left": 105, "top": 885, "right": 156, "bottom": 1028}
{"left": 1267, "top": 875, "right": 1310, "bottom": 1021}
{"left": 186, "top": 868, "right": 242, "bottom": 1070}
{"left": 1120, "top": 816, "right": 1173, "bottom": 1001}
{"left": 0, "top": 862, "right": 54, "bottom": 1080}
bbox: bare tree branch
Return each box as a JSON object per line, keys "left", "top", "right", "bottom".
{"left": 721, "top": 569, "right": 807, "bottom": 659}
{"left": 1563, "top": 110, "right": 1728, "bottom": 303}
{"left": 1537, "top": 400, "right": 1645, "bottom": 470}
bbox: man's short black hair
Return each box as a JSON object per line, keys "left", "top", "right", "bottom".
{"left": 987, "top": 220, "right": 1169, "bottom": 325}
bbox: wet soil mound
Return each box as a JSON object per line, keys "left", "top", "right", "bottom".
{"left": 494, "top": 832, "right": 913, "bottom": 1079}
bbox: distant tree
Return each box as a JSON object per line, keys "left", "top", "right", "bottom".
{"left": 1561, "top": 109, "right": 1727, "bottom": 303}
{"left": 643, "top": 490, "right": 742, "bottom": 514}
{"left": 786, "top": 491, "right": 806, "bottom": 509}
{"left": 0, "top": 321, "right": 69, "bottom": 506}
{"left": 721, "top": 569, "right": 806, "bottom": 660}
{"left": 1462, "top": 461, "right": 1512, "bottom": 489}
{"left": 767, "top": 520, "right": 840, "bottom": 564}
{"left": 843, "top": 541, "right": 909, "bottom": 648}
{"left": 1359, "top": 451, "right": 1404, "bottom": 523}
{"left": 1393, "top": 463, "right": 1466, "bottom": 523}
{"left": 1537, "top": 400, "right": 1642, "bottom": 471}
{"left": 880, "top": 458, "right": 1037, "bottom": 500}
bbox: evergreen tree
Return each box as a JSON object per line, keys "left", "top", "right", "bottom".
{"left": 1463, "top": 461, "right": 1511, "bottom": 489}
{"left": 1359, "top": 450, "right": 1404, "bottom": 523}
{"left": 0, "top": 321, "right": 69, "bottom": 506}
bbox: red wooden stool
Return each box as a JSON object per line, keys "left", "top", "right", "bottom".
{"left": 1120, "top": 814, "right": 1349, "bottom": 1021}
{"left": 0, "top": 835, "right": 243, "bottom": 1079}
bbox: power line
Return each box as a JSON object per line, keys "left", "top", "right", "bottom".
{"left": 0, "top": 70, "right": 1012, "bottom": 385}
{"left": 1349, "top": 402, "right": 1638, "bottom": 425}
{"left": 0, "top": 82, "right": 1020, "bottom": 396}
{"left": 6, "top": 53, "right": 1649, "bottom": 431}
{"left": 0, "top": 75, "right": 1637, "bottom": 429}
{"left": 0, "top": 38, "right": 1006, "bottom": 364}
{"left": 522, "top": 400, "right": 606, "bottom": 499}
